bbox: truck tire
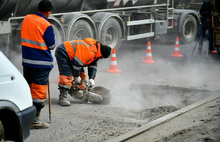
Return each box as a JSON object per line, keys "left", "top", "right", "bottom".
{"left": 48, "top": 20, "right": 64, "bottom": 47}
{"left": 100, "top": 18, "right": 122, "bottom": 50}
{"left": 0, "top": 120, "right": 5, "bottom": 142}
{"left": 68, "top": 19, "right": 94, "bottom": 40}
{"left": 48, "top": 18, "right": 65, "bottom": 56}
{"left": 52, "top": 25, "right": 63, "bottom": 45}
{"left": 179, "top": 15, "right": 198, "bottom": 44}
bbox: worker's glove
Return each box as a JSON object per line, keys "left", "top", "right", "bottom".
{"left": 89, "top": 79, "right": 95, "bottom": 87}
{"left": 74, "top": 76, "right": 81, "bottom": 84}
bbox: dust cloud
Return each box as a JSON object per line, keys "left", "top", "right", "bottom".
{"left": 105, "top": 39, "right": 219, "bottom": 111}
{"left": 110, "top": 80, "right": 145, "bottom": 110}
{"left": 0, "top": 35, "right": 23, "bottom": 72}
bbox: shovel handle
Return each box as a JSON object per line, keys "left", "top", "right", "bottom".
{"left": 48, "top": 79, "right": 51, "bottom": 123}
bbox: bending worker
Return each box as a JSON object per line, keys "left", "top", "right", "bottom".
{"left": 55, "top": 38, "right": 112, "bottom": 106}
{"left": 21, "top": 0, "right": 55, "bottom": 129}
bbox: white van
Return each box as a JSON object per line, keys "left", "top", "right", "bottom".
{"left": 0, "top": 50, "right": 36, "bottom": 141}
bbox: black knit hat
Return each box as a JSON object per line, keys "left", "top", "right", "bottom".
{"left": 100, "top": 45, "right": 112, "bottom": 58}
{"left": 38, "top": 0, "right": 53, "bottom": 12}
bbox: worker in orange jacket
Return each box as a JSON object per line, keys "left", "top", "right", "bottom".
{"left": 55, "top": 38, "right": 111, "bottom": 106}
{"left": 21, "top": 0, "right": 55, "bottom": 129}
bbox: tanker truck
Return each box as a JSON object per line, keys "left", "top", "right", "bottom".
{"left": 0, "top": 0, "right": 200, "bottom": 58}
{"left": 176, "top": 0, "right": 204, "bottom": 11}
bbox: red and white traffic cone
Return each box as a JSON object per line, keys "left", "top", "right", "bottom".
{"left": 171, "top": 37, "right": 183, "bottom": 57}
{"left": 142, "top": 41, "right": 155, "bottom": 64}
{"left": 106, "top": 48, "right": 121, "bottom": 73}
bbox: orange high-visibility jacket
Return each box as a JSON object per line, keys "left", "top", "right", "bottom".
{"left": 21, "top": 13, "right": 55, "bottom": 68}
{"left": 64, "top": 38, "right": 102, "bottom": 79}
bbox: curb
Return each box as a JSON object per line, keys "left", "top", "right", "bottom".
{"left": 107, "top": 93, "right": 220, "bottom": 142}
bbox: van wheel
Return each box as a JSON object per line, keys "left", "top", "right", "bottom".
{"left": 0, "top": 120, "right": 5, "bottom": 142}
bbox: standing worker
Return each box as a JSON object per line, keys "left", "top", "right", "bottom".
{"left": 55, "top": 38, "right": 111, "bottom": 106}
{"left": 21, "top": 0, "right": 56, "bottom": 129}
{"left": 198, "top": 0, "right": 216, "bottom": 55}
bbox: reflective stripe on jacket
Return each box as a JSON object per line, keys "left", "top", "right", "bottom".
{"left": 63, "top": 38, "right": 102, "bottom": 79}
{"left": 21, "top": 13, "right": 55, "bottom": 68}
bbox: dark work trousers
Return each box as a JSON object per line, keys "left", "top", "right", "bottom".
{"left": 23, "top": 66, "right": 51, "bottom": 111}
{"left": 198, "top": 21, "right": 213, "bottom": 54}
{"left": 55, "top": 44, "right": 73, "bottom": 78}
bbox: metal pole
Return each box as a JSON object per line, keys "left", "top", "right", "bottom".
{"left": 191, "top": 39, "right": 199, "bottom": 56}
{"left": 47, "top": 79, "right": 51, "bottom": 123}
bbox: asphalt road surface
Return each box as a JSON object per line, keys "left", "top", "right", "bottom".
{"left": 13, "top": 38, "right": 219, "bottom": 142}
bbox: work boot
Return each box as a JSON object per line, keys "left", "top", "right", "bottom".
{"left": 58, "top": 87, "right": 71, "bottom": 106}
{"left": 30, "top": 117, "right": 49, "bottom": 129}
{"left": 30, "top": 110, "right": 49, "bottom": 129}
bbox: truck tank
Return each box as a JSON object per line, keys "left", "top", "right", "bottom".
{"left": 0, "top": 0, "right": 188, "bottom": 20}
{"left": 0, "top": 0, "right": 17, "bottom": 20}
{"left": 108, "top": 0, "right": 181, "bottom": 8}
{"left": 0, "top": 0, "right": 109, "bottom": 20}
